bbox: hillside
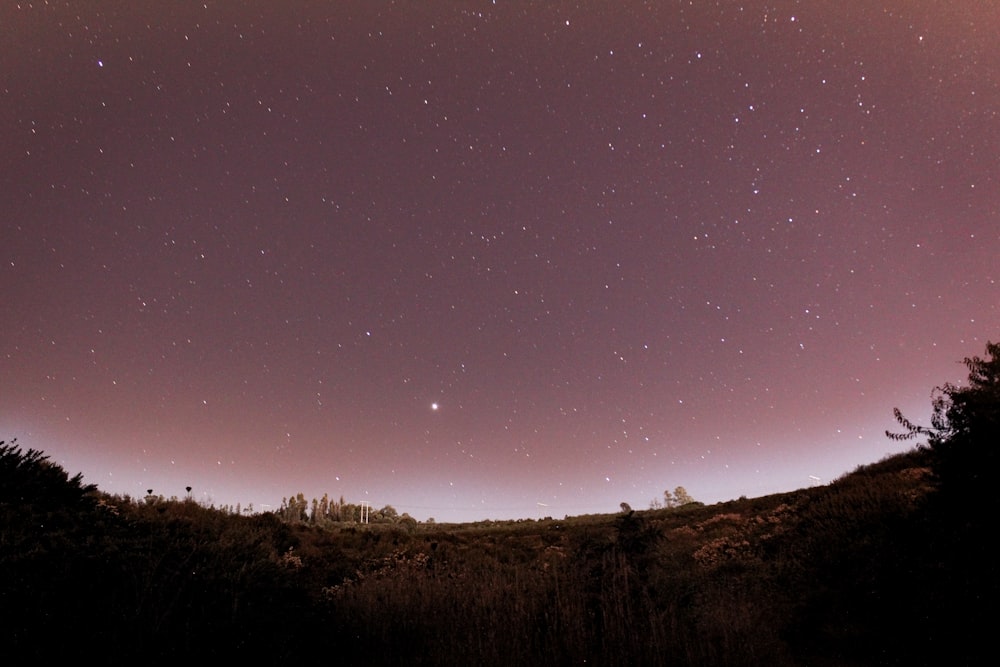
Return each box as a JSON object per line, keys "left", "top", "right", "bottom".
{"left": 3, "top": 440, "right": 980, "bottom": 665}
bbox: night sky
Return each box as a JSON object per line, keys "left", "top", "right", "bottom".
{"left": 3, "top": 2, "right": 998, "bottom": 522}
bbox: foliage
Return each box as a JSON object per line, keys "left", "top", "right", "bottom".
{"left": 1, "top": 440, "right": 105, "bottom": 657}
{"left": 652, "top": 485, "right": 696, "bottom": 509}
{"left": 887, "top": 340, "right": 1000, "bottom": 662}
{"left": 888, "top": 341, "right": 1000, "bottom": 473}
{"left": 672, "top": 485, "right": 695, "bottom": 506}
{"left": 1, "top": 442, "right": 308, "bottom": 661}
{"left": 0, "top": 438, "right": 96, "bottom": 511}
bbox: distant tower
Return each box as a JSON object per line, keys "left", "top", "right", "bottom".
{"left": 360, "top": 501, "right": 370, "bottom": 524}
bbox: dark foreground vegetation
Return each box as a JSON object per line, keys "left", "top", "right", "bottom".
{"left": 4, "top": 342, "right": 998, "bottom": 665}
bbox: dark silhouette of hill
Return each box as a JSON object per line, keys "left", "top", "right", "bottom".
{"left": 0, "top": 441, "right": 979, "bottom": 666}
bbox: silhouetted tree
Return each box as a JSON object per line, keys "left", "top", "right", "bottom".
{"left": 887, "top": 340, "right": 1000, "bottom": 663}
{"left": 888, "top": 340, "right": 1000, "bottom": 506}
{"left": 0, "top": 439, "right": 109, "bottom": 657}
{"left": 0, "top": 438, "right": 96, "bottom": 510}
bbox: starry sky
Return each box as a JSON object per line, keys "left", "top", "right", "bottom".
{"left": 3, "top": 1, "right": 998, "bottom": 522}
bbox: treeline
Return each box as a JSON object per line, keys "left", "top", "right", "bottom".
{"left": 276, "top": 492, "right": 415, "bottom": 526}
{"left": 134, "top": 488, "right": 416, "bottom": 526}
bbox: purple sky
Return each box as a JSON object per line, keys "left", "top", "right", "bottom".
{"left": 3, "top": 2, "right": 998, "bottom": 522}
